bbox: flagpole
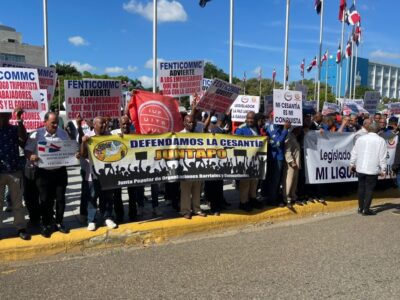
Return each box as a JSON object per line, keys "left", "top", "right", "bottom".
{"left": 152, "top": 0, "right": 157, "bottom": 93}
{"left": 283, "top": 0, "right": 290, "bottom": 89}
{"left": 345, "top": 49, "right": 350, "bottom": 100}
{"left": 325, "top": 55, "right": 328, "bottom": 101}
{"left": 314, "top": 67, "right": 317, "bottom": 101}
{"left": 353, "top": 45, "right": 358, "bottom": 99}
{"left": 349, "top": 40, "right": 354, "bottom": 99}
{"left": 58, "top": 79, "right": 61, "bottom": 111}
{"left": 229, "top": 0, "right": 234, "bottom": 84}
{"left": 338, "top": 11, "right": 345, "bottom": 98}
{"left": 43, "top": 0, "right": 49, "bottom": 67}
{"left": 316, "top": 0, "right": 325, "bottom": 110}
{"left": 335, "top": 59, "right": 339, "bottom": 97}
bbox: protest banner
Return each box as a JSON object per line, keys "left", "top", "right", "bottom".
{"left": 342, "top": 100, "right": 368, "bottom": 115}
{"left": 190, "top": 78, "right": 214, "bottom": 105}
{"left": 364, "top": 91, "right": 380, "bottom": 114}
{"left": 158, "top": 60, "right": 204, "bottom": 97}
{"left": 322, "top": 102, "right": 340, "bottom": 115}
{"left": 304, "top": 131, "right": 397, "bottom": 184}
{"left": 231, "top": 95, "right": 260, "bottom": 122}
{"left": 128, "top": 89, "right": 183, "bottom": 134}
{"left": 273, "top": 89, "right": 303, "bottom": 125}
{"left": 388, "top": 102, "right": 400, "bottom": 115}
{"left": 295, "top": 83, "right": 308, "bottom": 101}
{"left": 64, "top": 79, "right": 121, "bottom": 120}
{"left": 196, "top": 78, "right": 241, "bottom": 113}
{"left": 37, "top": 140, "right": 79, "bottom": 168}
{"left": 264, "top": 95, "right": 273, "bottom": 115}
{"left": 303, "top": 100, "right": 317, "bottom": 114}
{"left": 0, "top": 61, "right": 57, "bottom": 104}
{"left": 87, "top": 133, "right": 267, "bottom": 190}
{"left": 0, "top": 67, "right": 41, "bottom": 113}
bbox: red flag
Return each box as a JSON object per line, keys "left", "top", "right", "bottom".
{"left": 336, "top": 45, "right": 341, "bottom": 64}
{"left": 339, "top": 0, "right": 346, "bottom": 21}
{"left": 321, "top": 50, "right": 328, "bottom": 65}
{"left": 307, "top": 57, "right": 317, "bottom": 72}
{"left": 345, "top": 40, "right": 352, "bottom": 58}
{"left": 128, "top": 90, "right": 184, "bottom": 134}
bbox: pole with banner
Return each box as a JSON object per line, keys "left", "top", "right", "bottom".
{"left": 283, "top": 0, "right": 290, "bottom": 90}
{"left": 316, "top": 0, "right": 325, "bottom": 110}
{"left": 153, "top": 0, "right": 157, "bottom": 93}
{"left": 43, "top": 0, "right": 49, "bottom": 67}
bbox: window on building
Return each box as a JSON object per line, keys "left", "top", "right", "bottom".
{"left": 0, "top": 53, "right": 26, "bottom": 62}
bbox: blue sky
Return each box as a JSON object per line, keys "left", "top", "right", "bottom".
{"left": 1, "top": 0, "right": 399, "bottom": 87}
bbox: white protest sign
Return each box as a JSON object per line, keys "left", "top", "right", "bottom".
{"left": 364, "top": 91, "right": 380, "bottom": 114}
{"left": 0, "top": 67, "right": 41, "bottom": 113}
{"left": 158, "top": 60, "right": 204, "bottom": 97}
{"left": 273, "top": 89, "right": 303, "bottom": 125}
{"left": 38, "top": 140, "right": 79, "bottom": 168}
{"left": 64, "top": 79, "right": 121, "bottom": 120}
{"left": 295, "top": 83, "right": 308, "bottom": 101}
{"left": 196, "top": 78, "right": 241, "bottom": 113}
{"left": 264, "top": 95, "right": 273, "bottom": 115}
{"left": 231, "top": 95, "right": 260, "bottom": 122}
{"left": 304, "top": 131, "right": 397, "bottom": 184}
{"left": 0, "top": 61, "right": 57, "bottom": 104}
{"left": 322, "top": 102, "right": 340, "bottom": 115}
{"left": 190, "top": 78, "right": 214, "bottom": 105}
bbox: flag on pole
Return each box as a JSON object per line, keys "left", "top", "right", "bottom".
{"left": 345, "top": 40, "right": 352, "bottom": 58}
{"left": 315, "top": 0, "right": 322, "bottom": 15}
{"left": 307, "top": 57, "right": 317, "bottom": 72}
{"left": 353, "top": 24, "right": 361, "bottom": 46}
{"left": 199, "top": 0, "right": 211, "bottom": 8}
{"left": 272, "top": 68, "right": 276, "bottom": 81}
{"left": 321, "top": 50, "right": 328, "bottom": 65}
{"left": 300, "top": 59, "right": 305, "bottom": 77}
{"left": 347, "top": 4, "right": 361, "bottom": 25}
{"left": 336, "top": 45, "right": 342, "bottom": 64}
{"left": 339, "top": 0, "right": 347, "bottom": 21}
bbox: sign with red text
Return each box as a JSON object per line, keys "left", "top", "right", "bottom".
{"left": 64, "top": 79, "right": 121, "bottom": 120}
{"left": 0, "top": 67, "right": 41, "bottom": 113}
{"left": 196, "top": 78, "right": 241, "bottom": 113}
{"left": 0, "top": 61, "right": 57, "bottom": 104}
{"left": 159, "top": 60, "right": 204, "bottom": 97}
{"left": 231, "top": 95, "right": 260, "bottom": 122}
{"left": 273, "top": 89, "right": 303, "bottom": 125}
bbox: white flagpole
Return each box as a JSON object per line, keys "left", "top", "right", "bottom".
{"left": 316, "top": 0, "right": 325, "bottom": 110}
{"left": 338, "top": 11, "right": 345, "bottom": 98}
{"left": 345, "top": 48, "right": 350, "bottom": 100}
{"left": 229, "top": 0, "right": 234, "bottom": 84}
{"left": 353, "top": 45, "right": 358, "bottom": 99}
{"left": 283, "top": 0, "right": 290, "bottom": 89}
{"left": 325, "top": 55, "right": 328, "bottom": 101}
{"left": 43, "top": 0, "right": 49, "bottom": 67}
{"left": 314, "top": 67, "right": 317, "bottom": 101}
{"left": 349, "top": 40, "right": 354, "bottom": 99}
{"left": 335, "top": 59, "right": 339, "bottom": 97}
{"left": 152, "top": 0, "right": 157, "bottom": 93}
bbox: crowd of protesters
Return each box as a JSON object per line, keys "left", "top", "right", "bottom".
{"left": 1, "top": 100, "right": 399, "bottom": 240}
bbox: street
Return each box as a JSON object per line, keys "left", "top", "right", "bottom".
{"left": 1, "top": 204, "right": 400, "bottom": 299}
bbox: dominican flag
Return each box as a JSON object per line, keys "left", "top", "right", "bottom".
{"left": 339, "top": 0, "right": 346, "bottom": 21}
{"left": 272, "top": 68, "right": 276, "bottom": 81}
{"left": 199, "top": 0, "right": 211, "bottom": 8}
{"left": 336, "top": 45, "right": 342, "bottom": 64}
{"left": 321, "top": 50, "right": 328, "bottom": 65}
{"left": 38, "top": 141, "right": 61, "bottom": 153}
{"left": 345, "top": 40, "right": 352, "bottom": 58}
{"left": 307, "top": 57, "right": 317, "bottom": 72}
{"left": 300, "top": 59, "right": 305, "bottom": 77}
{"left": 315, "top": 0, "right": 322, "bottom": 14}
{"left": 347, "top": 4, "right": 361, "bottom": 25}
{"left": 353, "top": 25, "right": 361, "bottom": 46}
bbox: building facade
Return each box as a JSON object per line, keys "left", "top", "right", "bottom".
{"left": 0, "top": 25, "right": 44, "bottom": 65}
{"left": 368, "top": 61, "right": 400, "bottom": 99}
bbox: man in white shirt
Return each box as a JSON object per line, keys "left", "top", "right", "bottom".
{"left": 25, "top": 112, "right": 71, "bottom": 237}
{"left": 350, "top": 122, "right": 387, "bottom": 215}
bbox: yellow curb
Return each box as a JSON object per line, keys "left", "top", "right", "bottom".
{"left": 1, "top": 189, "right": 399, "bottom": 262}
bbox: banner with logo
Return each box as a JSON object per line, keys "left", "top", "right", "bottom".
{"left": 158, "top": 60, "right": 204, "bottom": 97}
{"left": 64, "top": 79, "right": 121, "bottom": 120}
{"left": 364, "top": 91, "right": 380, "bottom": 114}
{"left": 128, "top": 90, "right": 183, "bottom": 134}
{"left": 231, "top": 95, "right": 260, "bottom": 122}
{"left": 87, "top": 133, "right": 268, "bottom": 190}
{"left": 196, "top": 79, "right": 241, "bottom": 113}
{"left": 322, "top": 102, "right": 340, "bottom": 115}
{"left": 304, "top": 131, "right": 397, "bottom": 184}
{"left": 273, "top": 89, "right": 303, "bottom": 126}
{"left": 37, "top": 140, "right": 79, "bottom": 168}
{"left": 0, "top": 61, "right": 57, "bottom": 104}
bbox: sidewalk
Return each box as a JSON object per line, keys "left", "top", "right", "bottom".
{"left": 1, "top": 167, "right": 399, "bottom": 262}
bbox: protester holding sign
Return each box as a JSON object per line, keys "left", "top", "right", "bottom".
{"left": 25, "top": 112, "right": 72, "bottom": 237}
{"left": 0, "top": 109, "right": 30, "bottom": 240}
{"left": 350, "top": 122, "right": 387, "bottom": 215}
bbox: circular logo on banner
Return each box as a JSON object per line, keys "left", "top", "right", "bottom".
{"left": 241, "top": 97, "right": 249, "bottom": 103}
{"left": 284, "top": 92, "right": 293, "bottom": 101}
{"left": 294, "top": 93, "right": 301, "bottom": 101}
{"left": 138, "top": 100, "right": 174, "bottom": 133}
{"left": 93, "top": 140, "right": 127, "bottom": 162}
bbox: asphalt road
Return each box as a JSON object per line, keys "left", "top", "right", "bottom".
{"left": 1, "top": 205, "right": 400, "bottom": 300}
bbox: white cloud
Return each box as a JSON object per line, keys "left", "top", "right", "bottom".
{"left": 144, "top": 57, "right": 165, "bottom": 69}
{"left": 234, "top": 41, "right": 282, "bottom": 52}
{"left": 127, "top": 65, "right": 138, "bottom": 72}
{"left": 105, "top": 66, "right": 125, "bottom": 74}
{"left": 65, "top": 61, "right": 96, "bottom": 72}
{"left": 123, "top": 0, "right": 187, "bottom": 23}
{"left": 138, "top": 75, "right": 153, "bottom": 88}
{"left": 370, "top": 50, "right": 400, "bottom": 60}
{"left": 68, "top": 36, "right": 89, "bottom": 46}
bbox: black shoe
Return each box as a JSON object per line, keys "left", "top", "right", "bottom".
{"left": 362, "top": 209, "right": 376, "bottom": 216}
{"left": 55, "top": 223, "right": 69, "bottom": 234}
{"left": 249, "top": 198, "right": 264, "bottom": 209}
{"left": 18, "top": 229, "right": 31, "bottom": 241}
{"left": 239, "top": 202, "right": 253, "bottom": 212}
{"left": 40, "top": 226, "right": 52, "bottom": 238}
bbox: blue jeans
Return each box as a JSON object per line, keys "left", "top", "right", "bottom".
{"left": 87, "top": 180, "right": 114, "bottom": 223}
